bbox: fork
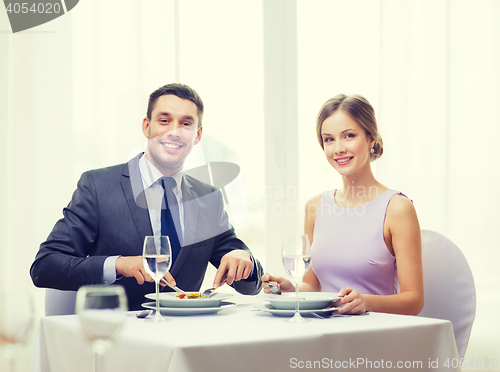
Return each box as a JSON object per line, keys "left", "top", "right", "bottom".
{"left": 201, "top": 279, "right": 227, "bottom": 298}
{"left": 268, "top": 283, "right": 281, "bottom": 295}
{"left": 311, "top": 312, "right": 333, "bottom": 319}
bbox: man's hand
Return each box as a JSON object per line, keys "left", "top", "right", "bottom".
{"left": 213, "top": 250, "right": 253, "bottom": 288}
{"left": 115, "top": 256, "right": 176, "bottom": 286}
{"left": 116, "top": 256, "right": 152, "bottom": 284}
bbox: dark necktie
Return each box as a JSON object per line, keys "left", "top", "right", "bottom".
{"left": 161, "top": 177, "right": 182, "bottom": 265}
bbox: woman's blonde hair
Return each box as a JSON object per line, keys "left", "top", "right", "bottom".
{"left": 316, "top": 94, "right": 383, "bottom": 161}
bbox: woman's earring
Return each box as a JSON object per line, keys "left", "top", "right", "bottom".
{"left": 370, "top": 147, "right": 375, "bottom": 154}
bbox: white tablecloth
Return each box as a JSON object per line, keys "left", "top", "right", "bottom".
{"left": 31, "top": 294, "right": 461, "bottom": 372}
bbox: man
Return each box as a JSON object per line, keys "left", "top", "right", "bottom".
{"left": 31, "top": 83, "right": 263, "bottom": 310}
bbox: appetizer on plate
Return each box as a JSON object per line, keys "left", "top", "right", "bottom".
{"left": 176, "top": 292, "right": 205, "bottom": 299}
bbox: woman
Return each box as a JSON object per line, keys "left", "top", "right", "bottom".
{"left": 262, "top": 94, "right": 424, "bottom": 315}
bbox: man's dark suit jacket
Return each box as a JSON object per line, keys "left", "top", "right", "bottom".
{"left": 30, "top": 154, "right": 263, "bottom": 310}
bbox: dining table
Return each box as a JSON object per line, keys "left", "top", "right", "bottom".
{"left": 31, "top": 291, "right": 461, "bottom": 372}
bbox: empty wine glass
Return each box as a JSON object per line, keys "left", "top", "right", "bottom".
{"left": 142, "top": 235, "right": 172, "bottom": 322}
{"left": 282, "top": 235, "right": 311, "bottom": 323}
{"left": 76, "top": 285, "right": 127, "bottom": 372}
{"left": 0, "top": 290, "right": 34, "bottom": 372}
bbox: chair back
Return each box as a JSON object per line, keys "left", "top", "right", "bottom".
{"left": 45, "top": 288, "right": 77, "bottom": 316}
{"left": 418, "top": 229, "right": 476, "bottom": 359}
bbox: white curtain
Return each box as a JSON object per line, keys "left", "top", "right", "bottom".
{"left": 0, "top": 0, "right": 176, "bottom": 290}
{"left": 379, "top": 0, "right": 500, "bottom": 361}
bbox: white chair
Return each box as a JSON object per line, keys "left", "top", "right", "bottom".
{"left": 417, "top": 229, "right": 476, "bottom": 359}
{"left": 45, "top": 288, "right": 77, "bottom": 316}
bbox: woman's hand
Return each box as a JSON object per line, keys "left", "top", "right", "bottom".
{"left": 335, "top": 288, "right": 368, "bottom": 314}
{"left": 261, "top": 273, "right": 295, "bottom": 294}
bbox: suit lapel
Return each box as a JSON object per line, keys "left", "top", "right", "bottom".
{"left": 121, "top": 156, "right": 153, "bottom": 249}
{"left": 121, "top": 157, "right": 205, "bottom": 277}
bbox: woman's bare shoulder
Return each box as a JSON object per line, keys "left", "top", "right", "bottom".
{"left": 386, "top": 193, "right": 420, "bottom": 236}
{"left": 387, "top": 193, "right": 417, "bottom": 217}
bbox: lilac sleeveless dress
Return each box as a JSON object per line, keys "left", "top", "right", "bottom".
{"left": 310, "top": 189, "right": 401, "bottom": 295}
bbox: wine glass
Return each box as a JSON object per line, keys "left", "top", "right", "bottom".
{"left": 76, "top": 285, "right": 127, "bottom": 371}
{"left": 282, "top": 235, "right": 311, "bottom": 323}
{"left": 0, "top": 290, "right": 34, "bottom": 372}
{"left": 142, "top": 235, "right": 172, "bottom": 322}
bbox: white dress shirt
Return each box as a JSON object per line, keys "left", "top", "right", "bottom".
{"left": 103, "top": 154, "right": 184, "bottom": 284}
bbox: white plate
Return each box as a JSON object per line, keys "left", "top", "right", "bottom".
{"left": 142, "top": 301, "right": 236, "bottom": 316}
{"left": 258, "top": 292, "right": 340, "bottom": 310}
{"left": 145, "top": 292, "right": 232, "bottom": 308}
{"left": 256, "top": 304, "right": 337, "bottom": 317}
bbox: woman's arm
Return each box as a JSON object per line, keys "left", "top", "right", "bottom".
{"left": 336, "top": 195, "right": 424, "bottom": 315}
